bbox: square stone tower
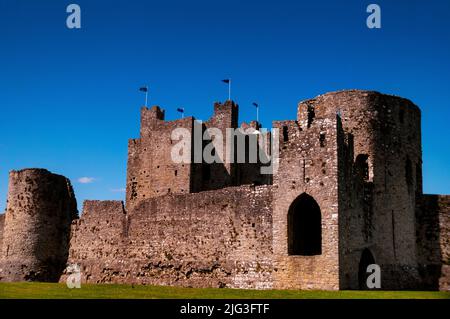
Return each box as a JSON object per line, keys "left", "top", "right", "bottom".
{"left": 125, "top": 100, "right": 273, "bottom": 210}
{"left": 126, "top": 106, "right": 198, "bottom": 209}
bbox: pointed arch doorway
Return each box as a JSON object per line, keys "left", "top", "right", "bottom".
{"left": 287, "top": 193, "right": 322, "bottom": 256}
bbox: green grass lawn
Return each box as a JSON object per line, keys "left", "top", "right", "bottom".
{"left": 0, "top": 282, "right": 449, "bottom": 299}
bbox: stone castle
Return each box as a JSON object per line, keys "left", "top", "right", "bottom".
{"left": 0, "top": 90, "right": 448, "bottom": 290}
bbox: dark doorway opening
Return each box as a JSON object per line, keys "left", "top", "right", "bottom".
{"left": 288, "top": 193, "right": 322, "bottom": 256}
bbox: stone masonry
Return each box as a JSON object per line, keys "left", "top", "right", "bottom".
{"left": 0, "top": 90, "right": 448, "bottom": 290}
{"left": 0, "top": 169, "right": 77, "bottom": 282}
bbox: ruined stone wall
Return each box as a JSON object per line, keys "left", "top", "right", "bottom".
{"left": 125, "top": 102, "right": 270, "bottom": 210}
{"left": 271, "top": 112, "right": 340, "bottom": 290}
{"left": 65, "top": 185, "right": 273, "bottom": 289}
{"left": 60, "top": 200, "right": 127, "bottom": 283}
{"left": 416, "top": 195, "right": 450, "bottom": 290}
{"left": 200, "top": 101, "right": 238, "bottom": 191}
{"left": 234, "top": 121, "right": 272, "bottom": 186}
{"left": 201, "top": 102, "right": 272, "bottom": 189}
{"left": 126, "top": 106, "right": 197, "bottom": 209}
{"left": 2, "top": 90, "right": 444, "bottom": 292}
{"left": 0, "top": 169, "right": 77, "bottom": 282}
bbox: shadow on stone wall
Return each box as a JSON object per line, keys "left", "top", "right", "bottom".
{"left": 416, "top": 195, "right": 444, "bottom": 290}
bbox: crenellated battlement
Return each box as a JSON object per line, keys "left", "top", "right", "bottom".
{"left": 126, "top": 100, "right": 270, "bottom": 209}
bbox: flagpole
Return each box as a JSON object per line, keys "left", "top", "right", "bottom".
{"left": 253, "top": 103, "right": 259, "bottom": 123}
{"left": 145, "top": 88, "right": 148, "bottom": 107}
{"left": 228, "top": 79, "right": 231, "bottom": 101}
{"left": 257, "top": 105, "right": 259, "bottom": 123}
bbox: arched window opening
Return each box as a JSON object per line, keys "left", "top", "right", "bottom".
{"left": 288, "top": 193, "right": 322, "bottom": 256}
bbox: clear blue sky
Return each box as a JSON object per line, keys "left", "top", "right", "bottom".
{"left": 1, "top": 0, "right": 449, "bottom": 212}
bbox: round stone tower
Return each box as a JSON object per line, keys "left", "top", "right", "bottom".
{"left": 0, "top": 169, "right": 78, "bottom": 282}
{"left": 297, "top": 90, "right": 422, "bottom": 289}
{"left": 298, "top": 90, "right": 422, "bottom": 181}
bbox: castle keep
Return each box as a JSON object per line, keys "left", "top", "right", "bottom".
{"left": 0, "top": 90, "right": 448, "bottom": 290}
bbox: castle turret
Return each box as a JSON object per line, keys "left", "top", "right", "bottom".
{"left": 0, "top": 169, "right": 77, "bottom": 282}
{"left": 272, "top": 90, "right": 422, "bottom": 290}
{"left": 126, "top": 105, "right": 198, "bottom": 209}
{"left": 126, "top": 101, "right": 243, "bottom": 209}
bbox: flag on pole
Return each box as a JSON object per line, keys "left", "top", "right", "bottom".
{"left": 177, "top": 107, "right": 185, "bottom": 118}
{"left": 222, "top": 79, "right": 231, "bottom": 101}
{"left": 139, "top": 86, "right": 149, "bottom": 106}
{"left": 252, "top": 102, "right": 259, "bottom": 122}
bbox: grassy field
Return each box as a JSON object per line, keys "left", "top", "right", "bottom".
{"left": 0, "top": 282, "right": 449, "bottom": 299}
